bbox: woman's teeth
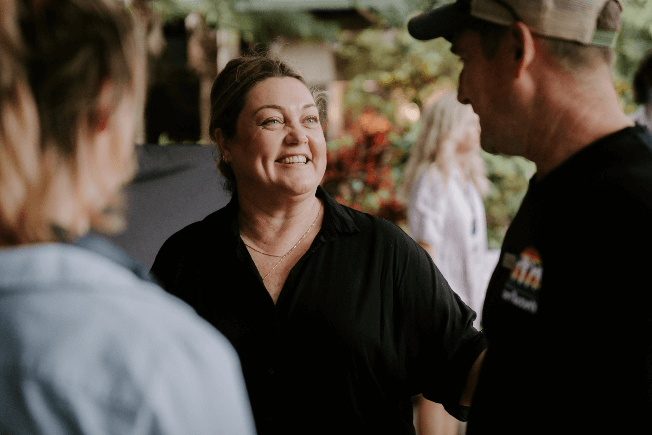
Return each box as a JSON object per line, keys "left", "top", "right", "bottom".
{"left": 278, "top": 156, "right": 307, "bottom": 164}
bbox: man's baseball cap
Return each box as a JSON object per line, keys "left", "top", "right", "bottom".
{"left": 408, "top": 0, "right": 621, "bottom": 46}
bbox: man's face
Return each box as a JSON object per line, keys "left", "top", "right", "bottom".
{"left": 451, "top": 28, "right": 521, "bottom": 156}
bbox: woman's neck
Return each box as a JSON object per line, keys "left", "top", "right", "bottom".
{"left": 237, "top": 190, "right": 322, "bottom": 255}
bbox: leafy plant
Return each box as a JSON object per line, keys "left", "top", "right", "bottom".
{"left": 614, "top": 0, "right": 652, "bottom": 113}
{"left": 322, "top": 110, "right": 408, "bottom": 228}
{"left": 482, "top": 153, "right": 535, "bottom": 249}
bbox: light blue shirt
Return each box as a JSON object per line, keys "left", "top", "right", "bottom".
{"left": 0, "top": 243, "right": 256, "bottom": 434}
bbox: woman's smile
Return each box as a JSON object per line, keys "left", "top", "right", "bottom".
{"left": 277, "top": 155, "right": 309, "bottom": 164}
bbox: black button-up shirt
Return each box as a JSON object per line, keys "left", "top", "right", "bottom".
{"left": 152, "top": 187, "right": 487, "bottom": 435}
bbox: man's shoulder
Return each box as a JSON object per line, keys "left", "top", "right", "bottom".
{"left": 594, "top": 126, "right": 652, "bottom": 199}
{"left": 599, "top": 125, "right": 652, "bottom": 166}
{"left": 559, "top": 126, "right": 652, "bottom": 192}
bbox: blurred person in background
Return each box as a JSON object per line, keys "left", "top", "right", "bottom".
{"left": 631, "top": 48, "right": 652, "bottom": 130}
{"left": 151, "top": 55, "right": 487, "bottom": 435}
{"left": 0, "top": 0, "right": 254, "bottom": 433}
{"left": 409, "top": 0, "right": 652, "bottom": 434}
{"left": 399, "top": 93, "right": 491, "bottom": 435}
{"left": 400, "top": 92, "right": 491, "bottom": 331}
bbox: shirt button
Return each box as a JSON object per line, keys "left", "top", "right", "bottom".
{"left": 268, "top": 367, "right": 275, "bottom": 375}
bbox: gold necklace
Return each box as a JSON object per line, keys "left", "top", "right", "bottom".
{"left": 243, "top": 242, "right": 283, "bottom": 257}
{"left": 245, "top": 207, "right": 321, "bottom": 281}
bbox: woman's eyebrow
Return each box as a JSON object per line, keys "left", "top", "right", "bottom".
{"left": 253, "top": 103, "right": 317, "bottom": 116}
{"left": 253, "top": 104, "right": 283, "bottom": 115}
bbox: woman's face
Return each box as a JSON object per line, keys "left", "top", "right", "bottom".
{"left": 223, "top": 76, "right": 327, "bottom": 200}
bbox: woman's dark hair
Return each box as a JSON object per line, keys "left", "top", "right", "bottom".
{"left": 208, "top": 56, "right": 325, "bottom": 193}
{"left": 634, "top": 50, "right": 652, "bottom": 105}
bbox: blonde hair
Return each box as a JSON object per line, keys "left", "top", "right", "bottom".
{"left": 0, "top": 0, "right": 39, "bottom": 244}
{"left": 398, "top": 92, "right": 489, "bottom": 204}
{"left": 0, "top": 0, "right": 143, "bottom": 245}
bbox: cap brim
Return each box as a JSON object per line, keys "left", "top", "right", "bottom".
{"left": 407, "top": 3, "right": 468, "bottom": 42}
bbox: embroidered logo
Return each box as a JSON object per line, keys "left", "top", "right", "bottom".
{"left": 501, "top": 247, "right": 542, "bottom": 313}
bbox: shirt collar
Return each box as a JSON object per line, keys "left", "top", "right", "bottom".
{"left": 316, "top": 186, "right": 359, "bottom": 240}
{"left": 222, "top": 186, "right": 360, "bottom": 241}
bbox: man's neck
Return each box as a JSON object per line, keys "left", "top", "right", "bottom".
{"left": 525, "top": 63, "right": 633, "bottom": 179}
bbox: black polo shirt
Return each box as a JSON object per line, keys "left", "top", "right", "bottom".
{"left": 152, "top": 186, "right": 487, "bottom": 435}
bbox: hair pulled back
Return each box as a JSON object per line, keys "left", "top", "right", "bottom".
{"left": 208, "top": 56, "right": 325, "bottom": 193}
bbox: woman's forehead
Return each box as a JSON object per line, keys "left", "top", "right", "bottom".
{"left": 244, "top": 77, "right": 315, "bottom": 112}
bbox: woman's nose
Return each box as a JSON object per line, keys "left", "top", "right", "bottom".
{"left": 285, "top": 122, "right": 308, "bottom": 145}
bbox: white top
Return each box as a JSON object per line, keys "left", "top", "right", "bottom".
{"left": 0, "top": 243, "right": 256, "bottom": 435}
{"left": 408, "top": 166, "right": 491, "bottom": 329}
{"left": 631, "top": 106, "right": 652, "bottom": 132}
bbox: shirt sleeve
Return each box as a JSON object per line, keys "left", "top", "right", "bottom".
{"left": 150, "top": 232, "right": 182, "bottom": 292}
{"left": 408, "top": 169, "right": 448, "bottom": 248}
{"left": 150, "top": 224, "right": 200, "bottom": 306}
{"left": 396, "top": 233, "right": 487, "bottom": 421}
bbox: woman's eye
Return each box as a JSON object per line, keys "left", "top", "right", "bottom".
{"left": 261, "top": 118, "right": 283, "bottom": 127}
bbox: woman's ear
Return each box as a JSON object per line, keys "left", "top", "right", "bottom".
{"left": 214, "top": 128, "right": 231, "bottom": 163}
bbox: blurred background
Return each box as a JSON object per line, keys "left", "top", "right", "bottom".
{"left": 114, "top": 0, "right": 652, "bottom": 267}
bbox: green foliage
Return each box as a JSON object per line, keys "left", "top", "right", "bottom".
{"left": 323, "top": 111, "right": 411, "bottom": 229}
{"left": 614, "top": 0, "right": 652, "bottom": 113}
{"left": 336, "top": 28, "right": 461, "bottom": 123}
{"left": 157, "top": 132, "right": 198, "bottom": 145}
{"left": 241, "top": 12, "right": 340, "bottom": 44}
{"left": 482, "top": 153, "right": 535, "bottom": 249}
{"left": 152, "top": 0, "right": 340, "bottom": 43}
{"left": 152, "top": 0, "right": 228, "bottom": 25}
{"left": 332, "top": 23, "right": 534, "bottom": 248}
{"left": 149, "top": 0, "right": 652, "bottom": 249}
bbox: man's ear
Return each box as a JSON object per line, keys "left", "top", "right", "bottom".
{"left": 214, "top": 128, "right": 231, "bottom": 163}
{"left": 508, "top": 21, "right": 535, "bottom": 78}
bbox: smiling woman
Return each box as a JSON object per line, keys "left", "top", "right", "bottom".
{"left": 219, "top": 76, "right": 327, "bottom": 202}
{"left": 208, "top": 56, "right": 326, "bottom": 195}
{"left": 151, "top": 55, "right": 488, "bottom": 435}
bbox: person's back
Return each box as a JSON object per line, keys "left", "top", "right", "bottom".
{"left": 0, "top": 1, "right": 254, "bottom": 433}
{"left": 0, "top": 242, "right": 254, "bottom": 434}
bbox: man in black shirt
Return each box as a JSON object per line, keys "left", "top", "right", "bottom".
{"left": 408, "top": 0, "right": 652, "bottom": 433}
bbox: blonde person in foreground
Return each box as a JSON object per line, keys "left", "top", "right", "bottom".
{"left": 0, "top": 0, "right": 254, "bottom": 433}
{"left": 399, "top": 93, "right": 491, "bottom": 435}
